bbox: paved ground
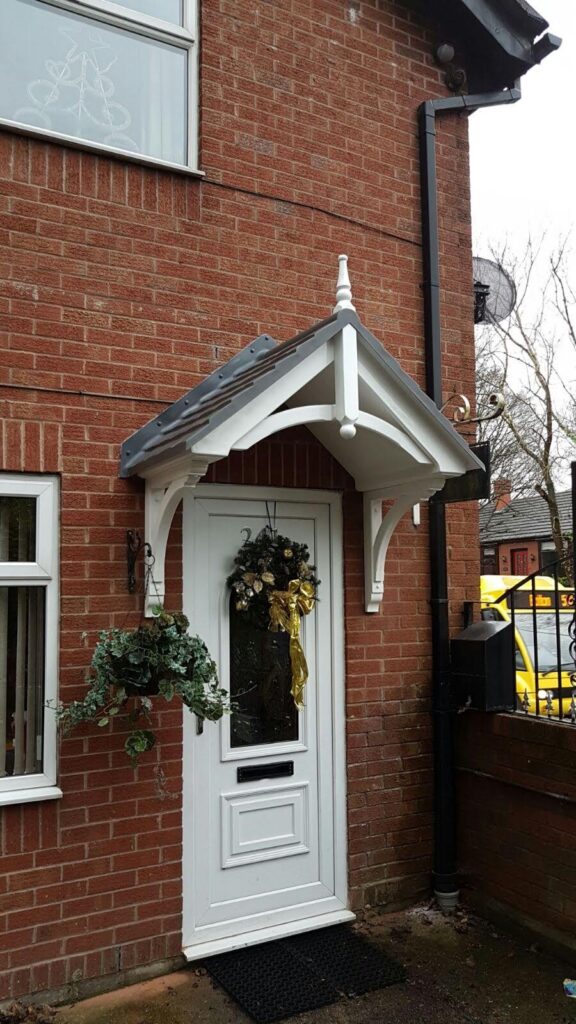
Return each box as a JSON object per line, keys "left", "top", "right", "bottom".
{"left": 55, "top": 906, "right": 576, "bottom": 1024}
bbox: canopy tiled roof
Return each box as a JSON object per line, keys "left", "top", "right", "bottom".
{"left": 120, "top": 308, "right": 479, "bottom": 482}
{"left": 120, "top": 256, "right": 483, "bottom": 614}
{"left": 479, "top": 491, "right": 573, "bottom": 544}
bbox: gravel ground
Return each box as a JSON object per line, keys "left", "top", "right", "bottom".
{"left": 53, "top": 906, "right": 576, "bottom": 1024}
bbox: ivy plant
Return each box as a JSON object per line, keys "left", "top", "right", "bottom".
{"left": 56, "top": 609, "right": 230, "bottom": 764}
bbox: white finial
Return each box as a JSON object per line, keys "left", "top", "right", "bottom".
{"left": 333, "top": 254, "right": 355, "bottom": 313}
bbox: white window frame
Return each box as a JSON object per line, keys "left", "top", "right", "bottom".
{"left": 0, "top": 475, "right": 61, "bottom": 806}
{"left": 0, "top": 0, "right": 201, "bottom": 175}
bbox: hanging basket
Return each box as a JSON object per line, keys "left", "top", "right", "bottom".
{"left": 55, "top": 610, "right": 230, "bottom": 764}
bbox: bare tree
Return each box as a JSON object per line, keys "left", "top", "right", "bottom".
{"left": 476, "top": 238, "right": 576, "bottom": 563}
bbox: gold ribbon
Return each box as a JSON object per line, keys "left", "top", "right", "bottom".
{"left": 268, "top": 579, "right": 315, "bottom": 709}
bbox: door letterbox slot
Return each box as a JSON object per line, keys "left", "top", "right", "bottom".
{"left": 237, "top": 761, "right": 294, "bottom": 783}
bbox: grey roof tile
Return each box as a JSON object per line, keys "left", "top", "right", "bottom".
{"left": 479, "top": 490, "right": 573, "bottom": 543}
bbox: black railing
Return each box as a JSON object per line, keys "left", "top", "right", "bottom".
{"left": 500, "top": 559, "right": 576, "bottom": 722}
{"left": 497, "top": 461, "right": 576, "bottom": 724}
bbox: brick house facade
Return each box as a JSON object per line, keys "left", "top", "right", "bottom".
{"left": 0, "top": 0, "right": 555, "bottom": 1004}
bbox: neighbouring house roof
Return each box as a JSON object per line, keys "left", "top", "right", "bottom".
{"left": 479, "top": 490, "right": 573, "bottom": 544}
{"left": 419, "top": 0, "right": 559, "bottom": 91}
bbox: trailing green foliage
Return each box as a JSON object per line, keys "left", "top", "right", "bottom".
{"left": 56, "top": 610, "right": 229, "bottom": 764}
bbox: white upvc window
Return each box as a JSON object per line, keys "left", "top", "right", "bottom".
{"left": 0, "top": 475, "right": 61, "bottom": 806}
{"left": 0, "top": 0, "right": 199, "bottom": 173}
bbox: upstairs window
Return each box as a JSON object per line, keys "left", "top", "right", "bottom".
{"left": 0, "top": 475, "right": 60, "bottom": 805}
{"left": 0, "top": 0, "right": 198, "bottom": 171}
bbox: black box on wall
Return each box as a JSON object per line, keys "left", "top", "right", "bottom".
{"left": 451, "top": 620, "right": 515, "bottom": 711}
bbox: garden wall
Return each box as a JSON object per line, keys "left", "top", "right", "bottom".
{"left": 456, "top": 712, "right": 576, "bottom": 953}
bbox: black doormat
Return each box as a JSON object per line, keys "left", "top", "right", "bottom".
{"left": 286, "top": 925, "right": 407, "bottom": 997}
{"left": 202, "top": 925, "right": 406, "bottom": 1023}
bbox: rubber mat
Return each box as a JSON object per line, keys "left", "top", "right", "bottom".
{"left": 202, "top": 939, "right": 338, "bottom": 1023}
{"left": 202, "top": 925, "right": 406, "bottom": 1023}
{"left": 287, "top": 924, "right": 407, "bottom": 997}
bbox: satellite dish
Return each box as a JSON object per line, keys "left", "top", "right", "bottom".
{"left": 473, "top": 257, "right": 516, "bottom": 324}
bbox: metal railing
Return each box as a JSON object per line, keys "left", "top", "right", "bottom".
{"left": 502, "top": 560, "right": 576, "bottom": 722}
{"left": 501, "top": 462, "right": 576, "bottom": 724}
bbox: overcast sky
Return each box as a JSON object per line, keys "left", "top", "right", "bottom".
{"left": 469, "top": 1, "right": 575, "bottom": 488}
{"left": 469, "top": 0, "right": 575, "bottom": 257}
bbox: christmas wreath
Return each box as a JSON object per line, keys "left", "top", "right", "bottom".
{"left": 226, "top": 527, "right": 320, "bottom": 708}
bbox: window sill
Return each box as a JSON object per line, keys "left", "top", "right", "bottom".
{"left": 0, "top": 785, "right": 63, "bottom": 807}
{"left": 0, "top": 120, "right": 204, "bottom": 179}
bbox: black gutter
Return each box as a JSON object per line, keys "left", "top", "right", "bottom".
{"left": 418, "top": 86, "right": 521, "bottom": 908}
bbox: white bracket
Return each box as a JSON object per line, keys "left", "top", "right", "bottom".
{"left": 143, "top": 462, "right": 208, "bottom": 616}
{"left": 364, "top": 480, "right": 444, "bottom": 612}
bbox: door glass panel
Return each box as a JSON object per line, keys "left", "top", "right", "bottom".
{"left": 229, "top": 596, "right": 298, "bottom": 748}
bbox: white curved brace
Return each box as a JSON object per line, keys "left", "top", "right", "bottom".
{"left": 144, "top": 470, "right": 205, "bottom": 615}
{"left": 355, "top": 412, "right": 431, "bottom": 465}
{"left": 234, "top": 405, "right": 334, "bottom": 450}
{"left": 234, "top": 407, "right": 430, "bottom": 469}
{"left": 364, "top": 480, "right": 444, "bottom": 612}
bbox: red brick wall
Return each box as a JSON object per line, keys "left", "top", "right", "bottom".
{"left": 456, "top": 713, "right": 576, "bottom": 941}
{"left": 0, "top": 0, "right": 479, "bottom": 1001}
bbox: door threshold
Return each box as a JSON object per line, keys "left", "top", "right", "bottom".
{"left": 183, "top": 909, "right": 356, "bottom": 961}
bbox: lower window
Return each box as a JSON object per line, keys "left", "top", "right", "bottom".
{"left": 0, "top": 476, "right": 59, "bottom": 805}
{"left": 1, "top": 586, "right": 46, "bottom": 778}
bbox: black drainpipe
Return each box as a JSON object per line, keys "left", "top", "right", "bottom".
{"left": 418, "top": 85, "right": 521, "bottom": 911}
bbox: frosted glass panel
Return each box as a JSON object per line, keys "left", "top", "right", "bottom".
{"left": 0, "top": 0, "right": 188, "bottom": 165}
{"left": 115, "top": 0, "right": 182, "bottom": 23}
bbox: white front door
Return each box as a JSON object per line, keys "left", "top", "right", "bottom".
{"left": 182, "top": 486, "right": 352, "bottom": 959}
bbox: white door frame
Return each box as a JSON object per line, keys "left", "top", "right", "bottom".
{"left": 182, "top": 484, "right": 352, "bottom": 958}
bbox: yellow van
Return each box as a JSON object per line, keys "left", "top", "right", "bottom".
{"left": 480, "top": 575, "right": 576, "bottom": 717}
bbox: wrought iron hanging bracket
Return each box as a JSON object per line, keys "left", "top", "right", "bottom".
{"left": 126, "top": 530, "right": 144, "bottom": 593}
{"left": 441, "top": 391, "right": 505, "bottom": 426}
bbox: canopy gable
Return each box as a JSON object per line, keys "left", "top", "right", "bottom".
{"left": 121, "top": 306, "right": 479, "bottom": 490}
{"left": 121, "top": 257, "right": 481, "bottom": 613}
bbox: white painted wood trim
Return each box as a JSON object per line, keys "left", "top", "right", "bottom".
{"left": 183, "top": 909, "right": 356, "bottom": 961}
{"left": 363, "top": 480, "right": 444, "bottom": 613}
{"left": 234, "top": 405, "right": 334, "bottom": 451}
{"left": 143, "top": 464, "right": 208, "bottom": 615}
{"left": 332, "top": 255, "right": 355, "bottom": 313}
{"left": 333, "top": 324, "right": 359, "bottom": 439}
{"left": 188, "top": 348, "right": 333, "bottom": 458}
{"left": 354, "top": 412, "right": 430, "bottom": 465}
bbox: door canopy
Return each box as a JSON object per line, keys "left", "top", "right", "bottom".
{"left": 121, "top": 256, "right": 482, "bottom": 613}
